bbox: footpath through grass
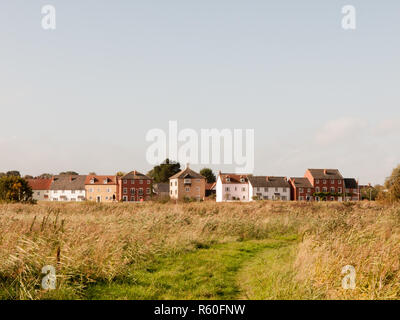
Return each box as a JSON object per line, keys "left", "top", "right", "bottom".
{"left": 85, "top": 235, "right": 308, "bottom": 300}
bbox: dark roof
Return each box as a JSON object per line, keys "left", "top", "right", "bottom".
{"left": 121, "top": 171, "right": 151, "bottom": 180}
{"left": 50, "top": 175, "right": 87, "bottom": 190}
{"left": 218, "top": 173, "right": 249, "bottom": 184}
{"left": 170, "top": 166, "right": 205, "bottom": 180}
{"left": 289, "top": 177, "right": 313, "bottom": 188}
{"left": 85, "top": 175, "right": 117, "bottom": 185}
{"left": 248, "top": 176, "right": 290, "bottom": 188}
{"left": 27, "top": 178, "right": 53, "bottom": 190}
{"left": 344, "top": 178, "right": 358, "bottom": 189}
{"left": 153, "top": 183, "right": 169, "bottom": 194}
{"left": 307, "top": 169, "right": 343, "bottom": 179}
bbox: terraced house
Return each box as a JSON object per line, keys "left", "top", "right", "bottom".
{"left": 50, "top": 175, "right": 87, "bottom": 202}
{"left": 118, "top": 171, "right": 152, "bottom": 202}
{"left": 216, "top": 173, "right": 249, "bottom": 202}
{"left": 248, "top": 176, "right": 291, "bottom": 201}
{"left": 85, "top": 175, "right": 118, "bottom": 202}
{"left": 288, "top": 177, "right": 315, "bottom": 201}
{"left": 305, "top": 169, "right": 344, "bottom": 201}
{"left": 27, "top": 178, "right": 53, "bottom": 201}
{"left": 169, "top": 165, "right": 206, "bottom": 201}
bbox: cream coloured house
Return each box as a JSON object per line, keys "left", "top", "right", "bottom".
{"left": 169, "top": 164, "right": 205, "bottom": 201}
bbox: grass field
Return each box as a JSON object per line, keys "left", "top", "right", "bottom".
{"left": 0, "top": 201, "right": 399, "bottom": 300}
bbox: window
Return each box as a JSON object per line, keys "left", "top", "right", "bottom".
{"left": 307, "top": 188, "right": 311, "bottom": 193}
{"left": 140, "top": 180, "right": 143, "bottom": 184}
{"left": 316, "top": 187, "right": 320, "bottom": 193}
{"left": 225, "top": 187, "right": 230, "bottom": 191}
{"left": 323, "top": 187, "right": 327, "bottom": 192}
{"left": 130, "top": 188, "right": 135, "bottom": 195}
{"left": 275, "top": 187, "right": 278, "bottom": 192}
{"left": 185, "top": 187, "right": 190, "bottom": 192}
{"left": 264, "top": 187, "right": 268, "bottom": 192}
{"left": 138, "top": 188, "right": 143, "bottom": 195}
{"left": 123, "top": 179, "right": 127, "bottom": 184}
{"left": 299, "top": 196, "right": 304, "bottom": 201}
{"left": 226, "top": 177, "right": 230, "bottom": 182}
{"left": 338, "top": 188, "right": 342, "bottom": 193}
{"left": 257, "top": 187, "right": 260, "bottom": 192}
{"left": 330, "top": 187, "right": 335, "bottom": 193}
{"left": 323, "top": 180, "right": 327, "bottom": 184}
{"left": 282, "top": 196, "right": 287, "bottom": 201}
{"left": 331, "top": 180, "right": 335, "bottom": 184}
{"left": 196, "top": 187, "right": 200, "bottom": 191}
{"left": 123, "top": 188, "right": 127, "bottom": 194}
{"left": 175, "top": 181, "right": 177, "bottom": 186}
{"left": 122, "top": 196, "right": 128, "bottom": 201}
{"left": 105, "top": 196, "right": 109, "bottom": 200}
{"left": 338, "top": 180, "right": 342, "bottom": 184}
{"left": 184, "top": 179, "right": 191, "bottom": 184}
{"left": 131, "top": 196, "right": 135, "bottom": 202}
{"left": 131, "top": 179, "right": 135, "bottom": 184}
{"left": 146, "top": 188, "right": 151, "bottom": 194}
{"left": 103, "top": 179, "right": 108, "bottom": 184}
{"left": 330, "top": 197, "right": 335, "bottom": 201}
{"left": 170, "top": 182, "right": 172, "bottom": 186}
{"left": 315, "top": 179, "right": 320, "bottom": 184}
{"left": 147, "top": 180, "right": 151, "bottom": 184}
{"left": 283, "top": 188, "right": 287, "bottom": 192}
{"left": 107, "top": 188, "right": 111, "bottom": 193}
{"left": 242, "top": 187, "right": 246, "bottom": 192}
{"left": 170, "top": 190, "right": 173, "bottom": 195}
{"left": 71, "top": 190, "right": 75, "bottom": 194}
{"left": 299, "top": 188, "right": 303, "bottom": 193}
{"left": 243, "top": 195, "right": 245, "bottom": 199}
{"left": 240, "top": 178, "right": 245, "bottom": 183}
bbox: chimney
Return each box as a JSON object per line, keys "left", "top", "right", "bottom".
{"left": 186, "top": 163, "right": 190, "bottom": 169}
{"left": 324, "top": 169, "right": 328, "bottom": 175}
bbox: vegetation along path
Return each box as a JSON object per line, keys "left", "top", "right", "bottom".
{"left": 85, "top": 235, "right": 314, "bottom": 300}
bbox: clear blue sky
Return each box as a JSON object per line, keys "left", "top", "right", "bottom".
{"left": 1, "top": 1, "right": 399, "bottom": 184}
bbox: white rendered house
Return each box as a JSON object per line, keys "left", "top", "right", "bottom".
{"left": 50, "top": 175, "right": 87, "bottom": 201}
{"left": 216, "top": 173, "right": 250, "bottom": 202}
{"left": 248, "top": 176, "right": 291, "bottom": 201}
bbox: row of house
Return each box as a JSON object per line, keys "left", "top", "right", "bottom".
{"left": 27, "top": 166, "right": 360, "bottom": 203}
{"left": 28, "top": 171, "right": 153, "bottom": 202}
{"left": 216, "top": 168, "right": 360, "bottom": 202}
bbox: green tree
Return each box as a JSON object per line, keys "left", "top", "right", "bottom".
{"left": 0, "top": 176, "right": 33, "bottom": 203}
{"left": 384, "top": 164, "right": 400, "bottom": 201}
{"left": 6, "top": 170, "right": 21, "bottom": 177}
{"left": 59, "top": 171, "right": 79, "bottom": 176}
{"left": 361, "top": 185, "right": 383, "bottom": 201}
{"left": 38, "top": 173, "right": 53, "bottom": 179}
{"left": 147, "top": 159, "right": 181, "bottom": 183}
{"left": 200, "top": 168, "right": 216, "bottom": 183}
{"left": 0, "top": 173, "right": 5, "bottom": 178}
{"left": 116, "top": 172, "right": 125, "bottom": 177}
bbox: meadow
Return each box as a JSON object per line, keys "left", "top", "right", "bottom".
{"left": 0, "top": 201, "right": 399, "bottom": 300}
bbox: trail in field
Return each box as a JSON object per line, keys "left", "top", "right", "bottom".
{"left": 85, "top": 238, "right": 302, "bottom": 300}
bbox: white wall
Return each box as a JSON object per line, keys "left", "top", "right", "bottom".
{"left": 216, "top": 176, "right": 249, "bottom": 202}
{"left": 50, "top": 190, "right": 86, "bottom": 202}
{"left": 249, "top": 184, "right": 291, "bottom": 201}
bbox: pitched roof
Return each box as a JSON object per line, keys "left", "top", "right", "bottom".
{"left": 218, "top": 173, "right": 249, "bottom": 184}
{"left": 121, "top": 171, "right": 151, "bottom": 180}
{"left": 27, "top": 178, "right": 53, "bottom": 190}
{"left": 289, "top": 177, "right": 313, "bottom": 188}
{"left": 153, "top": 183, "right": 169, "bottom": 193}
{"left": 248, "top": 176, "right": 290, "bottom": 188}
{"left": 85, "top": 175, "right": 117, "bottom": 185}
{"left": 307, "top": 169, "right": 343, "bottom": 179}
{"left": 206, "top": 182, "right": 216, "bottom": 191}
{"left": 169, "top": 165, "right": 205, "bottom": 180}
{"left": 344, "top": 178, "right": 358, "bottom": 189}
{"left": 50, "top": 175, "right": 87, "bottom": 190}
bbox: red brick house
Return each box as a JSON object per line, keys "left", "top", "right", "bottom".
{"left": 288, "top": 177, "right": 314, "bottom": 201}
{"left": 344, "top": 178, "right": 360, "bottom": 201}
{"left": 305, "top": 169, "right": 344, "bottom": 201}
{"left": 117, "top": 171, "right": 152, "bottom": 202}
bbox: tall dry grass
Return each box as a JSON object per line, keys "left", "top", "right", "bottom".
{"left": 0, "top": 201, "right": 399, "bottom": 299}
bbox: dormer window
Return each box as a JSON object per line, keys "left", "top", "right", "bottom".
{"left": 226, "top": 177, "right": 230, "bottom": 182}
{"left": 240, "top": 178, "right": 245, "bottom": 183}
{"left": 103, "top": 179, "right": 108, "bottom": 184}
{"left": 90, "top": 179, "right": 95, "bottom": 184}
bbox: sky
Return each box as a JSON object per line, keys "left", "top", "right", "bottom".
{"left": 0, "top": 0, "right": 399, "bottom": 184}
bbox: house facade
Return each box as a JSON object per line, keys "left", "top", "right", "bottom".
{"left": 27, "top": 178, "right": 53, "bottom": 201}
{"left": 216, "top": 173, "right": 249, "bottom": 202}
{"left": 305, "top": 169, "right": 344, "bottom": 201}
{"left": 288, "top": 177, "right": 314, "bottom": 201}
{"left": 85, "top": 175, "right": 118, "bottom": 202}
{"left": 169, "top": 165, "right": 206, "bottom": 201}
{"left": 49, "top": 175, "right": 87, "bottom": 201}
{"left": 344, "top": 178, "right": 360, "bottom": 201}
{"left": 118, "top": 171, "right": 152, "bottom": 202}
{"left": 248, "top": 176, "right": 291, "bottom": 201}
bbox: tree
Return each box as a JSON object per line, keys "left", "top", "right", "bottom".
{"left": 38, "top": 173, "right": 53, "bottom": 179}
{"left": 361, "top": 185, "right": 383, "bottom": 201}
{"left": 384, "top": 164, "right": 400, "bottom": 201}
{"left": 147, "top": 159, "right": 181, "bottom": 183}
{"left": 88, "top": 172, "right": 97, "bottom": 175}
{"left": 6, "top": 171, "right": 21, "bottom": 177}
{"left": 24, "top": 175, "right": 34, "bottom": 179}
{"left": 59, "top": 171, "right": 79, "bottom": 176}
{"left": 116, "top": 172, "right": 125, "bottom": 177}
{"left": 0, "top": 173, "right": 5, "bottom": 178}
{"left": 200, "top": 168, "right": 216, "bottom": 183}
{"left": 0, "top": 176, "right": 33, "bottom": 203}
